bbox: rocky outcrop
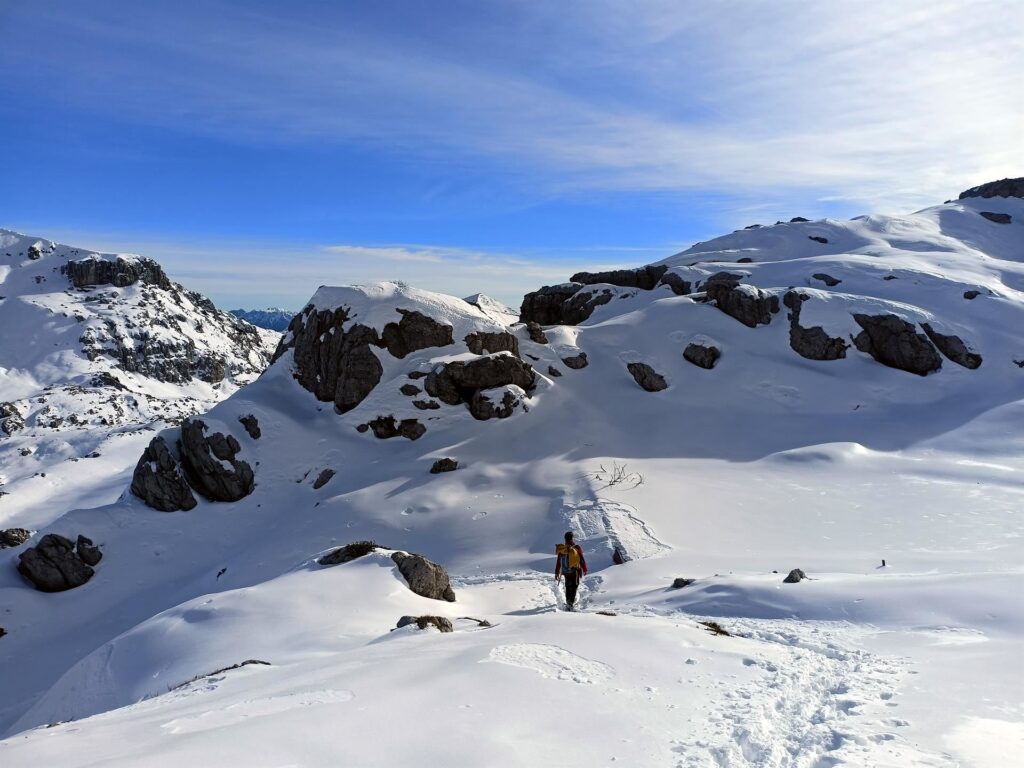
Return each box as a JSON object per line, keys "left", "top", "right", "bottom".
{"left": 979, "top": 211, "right": 1012, "bottom": 224}
{"left": 570, "top": 264, "right": 667, "bottom": 291}
{"left": 0, "top": 528, "right": 32, "bottom": 549}
{"left": 396, "top": 615, "right": 453, "bottom": 632}
{"left": 683, "top": 342, "right": 721, "bottom": 370}
{"left": 671, "top": 578, "right": 695, "bottom": 589}
{"left": 0, "top": 402, "right": 24, "bottom": 435}
{"left": 17, "top": 533, "right": 100, "bottom": 592}
{"left": 179, "top": 419, "right": 255, "bottom": 502}
{"left": 464, "top": 331, "right": 520, "bottom": 358}
{"left": 921, "top": 324, "right": 982, "bottom": 369}
{"left": 547, "top": 365, "right": 562, "bottom": 377}
{"left": 238, "top": 414, "right": 261, "bottom": 440}
{"left": 783, "top": 568, "right": 807, "bottom": 583}
{"left": 563, "top": 287, "right": 614, "bottom": 325}
{"left": 379, "top": 309, "right": 454, "bottom": 359}
{"left": 626, "top": 363, "right": 668, "bottom": 392}
{"left": 400, "top": 383, "right": 421, "bottom": 396}
{"left": 278, "top": 305, "right": 454, "bottom": 413}
{"left": 812, "top": 273, "right": 841, "bottom": 287}
{"left": 808, "top": 236, "right": 829, "bottom": 244}
{"left": 526, "top": 321, "right": 548, "bottom": 344}
{"left": 958, "top": 177, "right": 1024, "bottom": 199}
{"left": 852, "top": 314, "right": 942, "bottom": 376}
{"left": 964, "top": 290, "right": 981, "bottom": 300}
{"left": 64, "top": 256, "right": 171, "bottom": 290}
{"left": 425, "top": 354, "right": 536, "bottom": 413}
{"left": 783, "top": 292, "right": 848, "bottom": 361}
{"left": 658, "top": 272, "right": 692, "bottom": 295}
{"left": 519, "top": 283, "right": 583, "bottom": 325}
{"left": 313, "top": 469, "right": 335, "bottom": 489}
{"left": 359, "top": 416, "right": 426, "bottom": 440}
{"left": 561, "top": 352, "right": 588, "bottom": 370}
{"left": 469, "top": 385, "right": 526, "bottom": 420}
{"left": 412, "top": 399, "right": 440, "bottom": 410}
{"left": 130, "top": 436, "right": 198, "bottom": 512}
{"left": 430, "top": 458, "right": 458, "bottom": 473}
{"left": 391, "top": 551, "right": 456, "bottom": 602}
{"left": 318, "top": 541, "right": 378, "bottom": 565}
{"left": 703, "top": 273, "right": 779, "bottom": 328}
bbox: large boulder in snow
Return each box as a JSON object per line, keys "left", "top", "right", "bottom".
{"left": 17, "top": 534, "right": 99, "bottom": 592}
{"left": 979, "top": 211, "right": 1012, "bottom": 224}
{"left": 0, "top": 528, "right": 32, "bottom": 549}
{"left": 570, "top": 265, "right": 667, "bottom": 291}
{"left": 683, "top": 342, "right": 721, "bottom": 369}
{"left": 958, "top": 177, "right": 1024, "bottom": 199}
{"left": 519, "top": 283, "right": 583, "bottom": 325}
{"left": 391, "top": 551, "right": 456, "bottom": 602}
{"left": 318, "top": 541, "right": 379, "bottom": 565}
{"left": 852, "top": 314, "right": 942, "bottom": 376}
{"left": 130, "top": 436, "right": 198, "bottom": 512}
{"left": 921, "top": 324, "right": 982, "bottom": 369}
{"left": 783, "top": 291, "right": 848, "bottom": 361}
{"left": 64, "top": 256, "right": 171, "bottom": 290}
{"left": 379, "top": 309, "right": 454, "bottom": 359}
{"left": 179, "top": 419, "right": 255, "bottom": 502}
{"left": 526, "top": 321, "right": 549, "bottom": 344}
{"left": 359, "top": 415, "right": 427, "bottom": 440}
{"left": 563, "top": 286, "right": 615, "bottom": 325}
{"left": 703, "top": 272, "right": 779, "bottom": 328}
{"left": 464, "top": 331, "right": 520, "bottom": 358}
{"left": 658, "top": 271, "right": 692, "bottom": 296}
{"left": 396, "top": 615, "right": 453, "bottom": 632}
{"left": 561, "top": 351, "right": 588, "bottom": 369}
{"left": 626, "top": 363, "right": 668, "bottom": 392}
{"left": 425, "top": 353, "right": 536, "bottom": 407}
{"left": 469, "top": 385, "right": 527, "bottom": 420}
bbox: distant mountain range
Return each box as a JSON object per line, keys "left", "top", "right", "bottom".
{"left": 229, "top": 307, "right": 296, "bottom": 331}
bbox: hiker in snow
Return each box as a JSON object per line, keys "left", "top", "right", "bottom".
{"left": 555, "top": 531, "right": 588, "bottom": 611}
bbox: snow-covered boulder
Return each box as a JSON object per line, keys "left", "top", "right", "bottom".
{"left": 391, "top": 551, "right": 456, "bottom": 602}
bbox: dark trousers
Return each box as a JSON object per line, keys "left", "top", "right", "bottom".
{"left": 564, "top": 569, "right": 580, "bottom": 608}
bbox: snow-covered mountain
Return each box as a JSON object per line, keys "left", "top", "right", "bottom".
{"left": 1, "top": 182, "right": 1023, "bottom": 767}
{"left": 228, "top": 307, "right": 295, "bottom": 332}
{"left": 0, "top": 229, "right": 279, "bottom": 529}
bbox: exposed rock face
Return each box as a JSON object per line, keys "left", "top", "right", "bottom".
{"left": 412, "top": 399, "right": 440, "bottom": 410}
{"left": 783, "top": 291, "right": 848, "bottom": 361}
{"left": 958, "top": 177, "right": 1024, "bottom": 199}
{"left": 391, "top": 551, "right": 456, "bottom": 602}
{"left": 17, "top": 534, "right": 98, "bottom": 592}
{"left": 626, "top": 362, "right": 668, "bottom": 392}
{"left": 238, "top": 414, "right": 261, "bottom": 440}
{"left": 464, "top": 331, "right": 520, "bottom": 358}
{"left": 658, "top": 272, "right": 692, "bottom": 295}
{"left": 979, "top": 211, "right": 1012, "bottom": 224}
{"left": 526, "top": 321, "right": 548, "bottom": 344}
{"left": 783, "top": 568, "right": 807, "bottom": 583}
{"left": 561, "top": 352, "right": 588, "bottom": 370}
{"left": 0, "top": 528, "right": 32, "bottom": 549}
{"left": 130, "top": 436, "right": 198, "bottom": 512}
{"left": 671, "top": 578, "right": 695, "bottom": 589}
{"left": 562, "top": 287, "right": 614, "bottom": 325}
{"left": 852, "top": 314, "right": 942, "bottom": 376}
{"left": 430, "top": 458, "right": 458, "bottom": 473}
{"left": 179, "top": 419, "right": 255, "bottom": 502}
{"left": 921, "top": 323, "right": 983, "bottom": 369}
{"left": 425, "top": 354, "right": 536, "bottom": 409}
{"left": 313, "top": 469, "right": 335, "bottom": 489}
{"left": 964, "top": 290, "right": 981, "bottom": 300}
{"left": 64, "top": 256, "right": 171, "bottom": 290}
{"left": 808, "top": 236, "right": 829, "bottom": 244}
{"left": 0, "top": 402, "right": 24, "bottom": 436}
{"left": 790, "top": 216, "right": 810, "bottom": 223}
{"left": 278, "top": 305, "right": 455, "bottom": 413}
{"left": 683, "top": 342, "right": 721, "bottom": 370}
{"left": 380, "top": 309, "right": 454, "bottom": 359}
{"left": 361, "top": 415, "right": 427, "bottom": 440}
{"left": 519, "top": 283, "right": 583, "bottom": 325}
{"left": 469, "top": 385, "right": 526, "bottom": 420}
{"left": 703, "top": 272, "right": 779, "bottom": 328}
{"left": 547, "top": 365, "right": 562, "bottom": 377}
{"left": 399, "top": 383, "right": 421, "bottom": 396}
{"left": 812, "top": 273, "right": 841, "bottom": 287}
{"left": 570, "top": 264, "right": 667, "bottom": 291}
{"left": 76, "top": 535, "right": 103, "bottom": 567}
{"left": 318, "top": 541, "right": 378, "bottom": 565}
{"left": 396, "top": 615, "right": 453, "bottom": 632}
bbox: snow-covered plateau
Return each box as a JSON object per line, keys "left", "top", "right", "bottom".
{"left": 1, "top": 181, "right": 1023, "bottom": 767}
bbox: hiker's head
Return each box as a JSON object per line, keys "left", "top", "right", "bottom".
{"left": 564, "top": 531, "right": 574, "bottom": 543}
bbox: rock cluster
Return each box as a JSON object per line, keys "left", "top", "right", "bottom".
{"left": 852, "top": 314, "right": 942, "bottom": 376}
{"left": 0, "top": 402, "right": 24, "bottom": 436}
{"left": 658, "top": 272, "right": 692, "bottom": 295}
{"left": 702, "top": 273, "right": 780, "bottom": 328}
{"left": 464, "top": 331, "right": 520, "bottom": 358}
{"left": 469, "top": 385, "right": 527, "bottom": 420}
{"left": 391, "top": 551, "right": 456, "bottom": 601}
{"left": 0, "top": 528, "right": 32, "bottom": 549}
{"left": 783, "top": 292, "right": 848, "bottom": 361}
{"left": 958, "top": 177, "right": 1024, "bottom": 199}
{"left": 425, "top": 353, "right": 535, "bottom": 420}
{"left": 570, "top": 265, "right": 668, "bottom": 291}
{"left": 396, "top": 615, "right": 453, "bottom": 633}
{"left": 64, "top": 256, "right": 171, "bottom": 290}
{"left": 130, "top": 436, "right": 198, "bottom": 512}
{"left": 358, "top": 416, "right": 426, "bottom": 440}
{"left": 17, "top": 533, "right": 102, "bottom": 592}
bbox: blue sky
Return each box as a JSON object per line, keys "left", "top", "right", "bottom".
{"left": 1, "top": 1, "right": 1020, "bottom": 309}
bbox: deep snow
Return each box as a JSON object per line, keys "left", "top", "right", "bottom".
{"left": 1, "top": 195, "right": 1023, "bottom": 767}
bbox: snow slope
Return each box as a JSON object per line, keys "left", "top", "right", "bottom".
{"left": 1, "top": 190, "right": 1023, "bottom": 767}
{"left": 0, "top": 230, "right": 278, "bottom": 530}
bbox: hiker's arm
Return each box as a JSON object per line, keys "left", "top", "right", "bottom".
{"left": 579, "top": 547, "right": 588, "bottom": 576}
{"left": 554, "top": 552, "right": 561, "bottom": 578}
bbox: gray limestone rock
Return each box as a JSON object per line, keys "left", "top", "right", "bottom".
{"left": 238, "top": 414, "right": 261, "bottom": 440}
{"left": 391, "top": 551, "right": 456, "bottom": 602}
{"left": 363, "top": 415, "right": 427, "bottom": 440}
{"left": 64, "top": 256, "right": 171, "bottom": 290}
{"left": 430, "top": 458, "right": 458, "bottom": 473}
{"left": 626, "top": 362, "right": 668, "bottom": 392}
{"left": 852, "top": 314, "right": 942, "bottom": 376}
{"left": 783, "top": 291, "right": 848, "bottom": 361}
{"left": 561, "top": 352, "right": 588, "bottom": 370}
{"left": 130, "top": 436, "right": 198, "bottom": 512}
{"left": 396, "top": 615, "right": 453, "bottom": 632}
{"left": 703, "top": 273, "right": 780, "bottom": 328}
{"left": 958, "top": 178, "right": 1024, "bottom": 199}
{"left": 313, "top": 469, "right": 335, "bottom": 489}
{"left": 526, "top": 321, "right": 549, "bottom": 344}
{"left": 464, "top": 331, "right": 520, "bottom": 358}
{"left": 683, "top": 342, "right": 721, "bottom": 370}
{"left": 179, "top": 419, "right": 255, "bottom": 502}
{"left": 570, "top": 264, "right": 667, "bottom": 291}
{"left": 17, "top": 534, "right": 95, "bottom": 592}
{"left": 783, "top": 568, "right": 807, "bottom": 583}
{"left": 921, "top": 323, "right": 982, "bottom": 369}
{"left": 518, "top": 283, "right": 583, "bottom": 325}
{"left": 0, "top": 528, "right": 32, "bottom": 549}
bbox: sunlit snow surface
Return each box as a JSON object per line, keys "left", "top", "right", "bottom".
{"left": 2, "top": 199, "right": 1023, "bottom": 767}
